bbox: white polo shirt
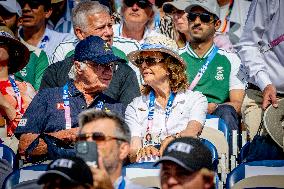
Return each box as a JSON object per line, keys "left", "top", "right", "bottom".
{"left": 125, "top": 90, "right": 208, "bottom": 142}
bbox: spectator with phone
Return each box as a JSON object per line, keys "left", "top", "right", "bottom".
{"left": 14, "top": 36, "right": 125, "bottom": 163}
{"left": 77, "top": 109, "right": 145, "bottom": 189}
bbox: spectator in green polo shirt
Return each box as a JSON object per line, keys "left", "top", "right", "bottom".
{"left": 179, "top": 0, "right": 245, "bottom": 133}
{"left": 0, "top": 0, "right": 49, "bottom": 90}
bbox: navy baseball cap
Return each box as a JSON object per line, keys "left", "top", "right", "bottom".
{"left": 154, "top": 137, "right": 213, "bottom": 171}
{"left": 74, "top": 35, "right": 122, "bottom": 65}
{"left": 38, "top": 157, "right": 93, "bottom": 186}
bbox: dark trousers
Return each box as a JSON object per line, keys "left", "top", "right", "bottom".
{"left": 212, "top": 104, "right": 239, "bottom": 131}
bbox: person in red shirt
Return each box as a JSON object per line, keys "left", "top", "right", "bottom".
{"left": 0, "top": 26, "right": 36, "bottom": 151}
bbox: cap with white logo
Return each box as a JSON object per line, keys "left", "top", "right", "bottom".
{"left": 154, "top": 137, "right": 213, "bottom": 171}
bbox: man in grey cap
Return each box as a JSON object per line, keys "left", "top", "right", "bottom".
{"left": 179, "top": 0, "right": 245, "bottom": 135}
{"left": 155, "top": 137, "right": 215, "bottom": 189}
{"left": 0, "top": 0, "right": 21, "bottom": 35}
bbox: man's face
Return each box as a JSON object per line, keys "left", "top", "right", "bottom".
{"left": 187, "top": 6, "right": 220, "bottom": 43}
{"left": 80, "top": 118, "right": 123, "bottom": 173}
{"left": 76, "top": 12, "right": 113, "bottom": 46}
{"left": 20, "top": 1, "right": 51, "bottom": 28}
{"left": 75, "top": 61, "right": 114, "bottom": 93}
{"left": 160, "top": 161, "right": 208, "bottom": 189}
{"left": 0, "top": 6, "right": 18, "bottom": 33}
{"left": 122, "top": 0, "right": 154, "bottom": 27}
{"left": 172, "top": 9, "right": 189, "bottom": 34}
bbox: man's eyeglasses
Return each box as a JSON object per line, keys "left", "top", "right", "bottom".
{"left": 135, "top": 56, "right": 164, "bottom": 66}
{"left": 19, "top": 0, "right": 42, "bottom": 9}
{"left": 187, "top": 12, "right": 216, "bottom": 23}
{"left": 86, "top": 62, "right": 116, "bottom": 72}
{"left": 124, "top": 0, "right": 152, "bottom": 9}
{"left": 77, "top": 132, "right": 127, "bottom": 142}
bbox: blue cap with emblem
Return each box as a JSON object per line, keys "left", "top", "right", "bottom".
{"left": 74, "top": 35, "right": 122, "bottom": 65}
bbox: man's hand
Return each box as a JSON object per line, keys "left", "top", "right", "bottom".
{"left": 136, "top": 145, "right": 159, "bottom": 162}
{"left": 48, "top": 127, "right": 80, "bottom": 142}
{"left": 207, "top": 103, "right": 218, "bottom": 114}
{"left": 159, "top": 136, "right": 175, "bottom": 156}
{"left": 91, "top": 156, "right": 114, "bottom": 189}
{"left": 262, "top": 84, "right": 278, "bottom": 110}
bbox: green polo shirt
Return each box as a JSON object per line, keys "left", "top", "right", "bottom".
{"left": 179, "top": 44, "right": 244, "bottom": 103}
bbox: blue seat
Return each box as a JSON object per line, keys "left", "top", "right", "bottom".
{"left": 206, "top": 114, "right": 230, "bottom": 144}
{"left": 3, "top": 164, "right": 48, "bottom": 189}
{"left": 238, "top": 141, "right": 250, "bottom": 163}
{"left": 226, "top": 160, "right": 284, "bottom": 189}
{"left": 0, "top": 143, "right": 16, "bottom": 169}
{"left": 200, "top": 138, "right": 219, "bottom": 171}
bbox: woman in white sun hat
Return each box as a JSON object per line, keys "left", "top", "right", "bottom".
{"left": 125, "top": 35, "right": 208, "bottom": 162}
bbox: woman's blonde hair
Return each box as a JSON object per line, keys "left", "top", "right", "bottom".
{"left": 141, "top": 52, "right": 188, "bottom": 95}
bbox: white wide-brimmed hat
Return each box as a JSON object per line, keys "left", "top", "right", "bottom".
{"left": 127, "top": 35, "right": 186, "bottom": 68}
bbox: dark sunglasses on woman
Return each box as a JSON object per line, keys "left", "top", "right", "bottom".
{"left": 124, "top": 0, "right": 152, "bottom": 9}
{"left": 187, "top": 12, "right": 217, "bottom": 23}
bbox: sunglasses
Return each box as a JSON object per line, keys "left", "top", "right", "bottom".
{"left": 86, "top": 62, "right": 117, "bottom": 72}
{"left": 77, "top": 132, "right": 127, "bottom": 142}
{"left": 124, "top": 0, "right": 152, "bottom": 9}
{"left": 135, "top": 56, "right": 164, "bottom": 66}
{"left": 19, "top": 0, "right": 42, "bottom": 9}
{"left": 187, "top": 12, "right": 216, "bottom": 23}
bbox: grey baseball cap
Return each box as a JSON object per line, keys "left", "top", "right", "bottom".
{"left": 0, "top": 0, "right": 22, "bottom": 16}
{"left": 185, "top": 0, "right": 220, "bottom": 18}
{"left": 163, "top": 0, "right": 192, "bottom": 13}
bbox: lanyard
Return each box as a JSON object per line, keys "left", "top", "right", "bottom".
{"left": 146, "top": 90, "right": 176, "bottom": 136}
{"left": 8, "top": 75, "right": 23, "bottom": 114}
{"left": 39, "top": 36, "right": 49, "bottom": 49}
{"left": 220, "top": 0, "right": 234, "bottom": 33}
{"left": 188, "top": 46, "right": 219, "bottom": 91}
{"left": 118, "top": 177, "right": 125, "bottom": 189}
{"left": 62, "top": 83, "right": 104, "bottom": 129}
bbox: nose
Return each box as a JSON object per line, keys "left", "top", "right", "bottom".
{"left": 0, "top": 16, "right": 6, "bottom": 26}
{"left": 167, "top": 176, "right": 179, "bottom": 187}
{"left": 22, "top": 3, "right": 32, "bottom": 12}
{"left": 132, "top": 3, "right": 139, "bottom": 10}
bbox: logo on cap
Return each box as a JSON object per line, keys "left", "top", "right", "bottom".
{"left": 50, "top": 159, "right": 74, "bottom": 169}
{"left": 167, "top": 142, "right": 193, "bottom": 154}
{"left": 103, "top": 43, "right": 111, "bottom": 52}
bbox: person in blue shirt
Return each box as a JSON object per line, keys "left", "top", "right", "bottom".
{"left": 14, "top": 36, "right": 125, "bottom": 162}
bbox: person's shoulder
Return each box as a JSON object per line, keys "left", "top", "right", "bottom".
{"left": 183, "top": 89, "right": 206, "bottom": 99}
{"left": 48, "top": 55, "right": 74, "bottom": 70}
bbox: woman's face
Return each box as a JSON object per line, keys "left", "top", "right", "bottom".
{"left": 172, "top": 10, "right": 189, "bottom": 34}
{"left": 0, "top": 45, "right": 9, "bottom": 67}
{"left": 138, "top": 51, "right": 169, "bottom": 87}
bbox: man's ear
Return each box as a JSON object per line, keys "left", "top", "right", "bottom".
{"left": 200, "top": 168, "right": 215, "bottom": 189}
{"left": 45, "top": 8, "right": 53, "bottom": 19}
{"left": 119, "top": 142, "right": 130, "bottom": 161}
{"left": 74, "top": 61, "right": 83, "bottom": 75}
{"left": 74, "top": 27, "right": 85, "bottom": 40}
{"left": 214, "top": 19, "right": 221, "bottom": 31}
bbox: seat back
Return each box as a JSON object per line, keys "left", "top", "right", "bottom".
{"left": 3, "top": 164, "right": 48, "bottom": 189}
{"left": 200, "top": 138, "right": 219, "bottom": 171}
{"left": 122, "top": 162, "right": 160, "bottom": 188}
{"left": 226, "top": 160, "right": 284, "bottom": 189}
{"left": 238, "top": 141, "right": 250, "bottom": 163}
{"left": 0, "top": 143, "right": 16, "bottom": 169}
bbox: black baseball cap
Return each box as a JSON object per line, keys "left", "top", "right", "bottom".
{"left": 38, "top": 157, "right": 93, "bottom": 186}
{"left": 154, "top": 137, "right": 213, "bottom": 171}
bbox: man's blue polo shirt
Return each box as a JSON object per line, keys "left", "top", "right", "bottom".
{"left": 15, "top": 81, "right": 125, "bottom": 136}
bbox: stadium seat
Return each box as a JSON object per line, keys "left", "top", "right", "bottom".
{"left": 200, "top": 138, "right": 219, "bottom": 171}
{"left": 226, "top": 160, "right": 284, "bottom": 189}
{"left": 238, "top": 141, "right": 250, "bottom": 163}
{"left": 3, "top": 164, "right": 48, "bottom": 189}
{"left": 0, "top": 143, "right": 16, "bottom": 169}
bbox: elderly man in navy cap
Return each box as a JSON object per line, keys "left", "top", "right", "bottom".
{"left": 14, "top": 36, "right": 125, "bottom": 163}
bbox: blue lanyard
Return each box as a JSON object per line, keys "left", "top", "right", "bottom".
{"left": 147, "top": 90, "right": 176, "bottom": 135}
{"left": 188, "top": 46, "right": 219, "bottom": 90}
{"left": 62, "top": 83, "right": 104, "bottom": 129}
{"left": 8, "top": 75, "right": 22, "bottom": 113}
{"left": 39, "top": 36, "right": 49, "bottom": 49}
{"left": 118, "top": 177, "right": 125, "bottom": 189}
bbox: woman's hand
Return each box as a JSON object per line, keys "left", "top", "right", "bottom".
{"left": 136, "top": 145, "right": 159, "bottom": 162}
{"left": 159, "top": 136, "right": 175, "bottom": 156}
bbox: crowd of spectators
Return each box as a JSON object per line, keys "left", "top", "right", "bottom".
{"left": 0, "top": 0, "right": 284, "bottom": 188}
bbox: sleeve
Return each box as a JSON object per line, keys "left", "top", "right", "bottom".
{"left": 236, "top": 0, "right": 272, "bottom": 90}
{"left": 14, "top": 91, "right": 48, "bottom": 138}
{"left": 227, "top": 53, "right": 246, "bottom": 90}
{"left": 118, "top": 66, "right": 141, "bottom": 105}
{"left": 187, "top": 91, "right": 208, "bottom": 126}
{"left": 34, "top": 51, "right": 49, "bottom": 90}
{"left": 125, "top": 99, "right": 142, "bottom": 137}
